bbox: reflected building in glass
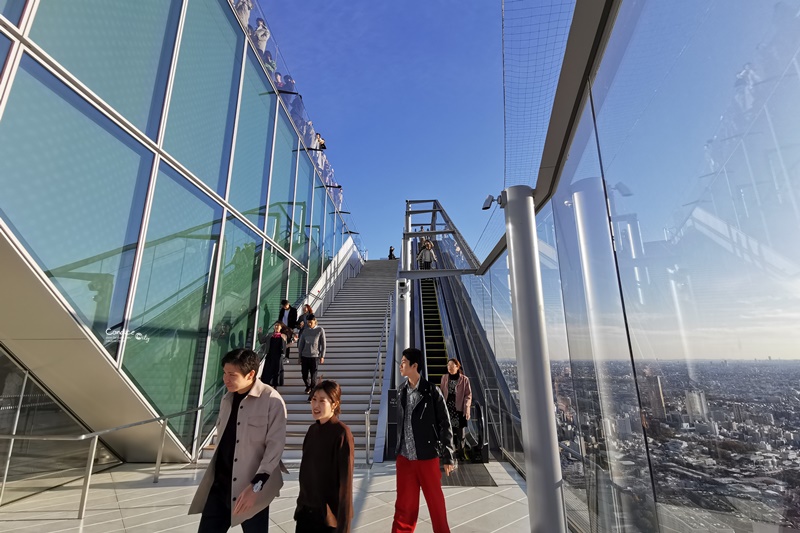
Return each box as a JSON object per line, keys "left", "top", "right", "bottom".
{"left": 465, "top": 0, "right": 800, "bottom": 531}
{"left": 0, "top": 0, "right": 358, "bottom": 504}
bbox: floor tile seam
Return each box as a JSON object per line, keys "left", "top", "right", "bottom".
{"left": 114, "top": 485, "right": 193, "bottom": 504}
{"left": 101, "top": 507, "right": 198, "bottom": 533}
{"left": 1, "top": 492, "right": 119, "bottom": 514}
{"left": 118, "top": 503, "right": 192, "bottom": 531}
{"left": 439, "top": 486, "right": 514, "bottom": 515}
{"left": 15, "top": 508, "right": 126, "bottom": 533}
{"left": 0, "top": 482, "right": 118, "bottom": 510}
{"left": 488, "top": 513, "right": 529, "bottom": 532}
{"left": 117, "top": 491, "right": 196, "bottom": 509}
{"left": 448, "top": 491, "right": 525, "bottom": 529}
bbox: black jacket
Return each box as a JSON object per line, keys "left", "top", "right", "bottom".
{"left": 396, "top": 378, "right": 455, "bottom": 465}
{"left": 278, "top": 306, "right": 298, "bottom": 329}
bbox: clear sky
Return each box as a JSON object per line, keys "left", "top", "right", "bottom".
{"left": 262, "top": 1, "right": 505, "bottom": 259}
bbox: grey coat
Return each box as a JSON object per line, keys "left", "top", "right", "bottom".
{"left": 189, "top": 380, "right": 287, "bottom": 526}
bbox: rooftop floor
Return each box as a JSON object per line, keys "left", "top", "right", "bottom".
{"left": 0, "top": 461, "right": 529, "bottom": 532}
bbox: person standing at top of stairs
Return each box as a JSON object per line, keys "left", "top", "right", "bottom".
{"left": 297, "top": 315, "right": 326, "bottom": 400}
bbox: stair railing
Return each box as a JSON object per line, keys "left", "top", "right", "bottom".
{"left": 364, "top": 293, "right": 393, "bottom": 465}
{"left": 0, "top": 384, "right": 227, "bottom": 518}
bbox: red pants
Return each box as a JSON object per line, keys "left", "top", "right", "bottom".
{"left": 392, "top": 455, "right": 450, "bottom": 533}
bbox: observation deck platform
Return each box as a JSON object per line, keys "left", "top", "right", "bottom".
{"left": 0, "top": 461, "right": 529, "bottom": 532}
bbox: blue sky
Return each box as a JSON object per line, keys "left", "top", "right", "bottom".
{"left": 263, "top": 1, "right": 505, "bottom": 259}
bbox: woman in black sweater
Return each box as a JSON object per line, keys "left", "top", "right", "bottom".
{"left": 295, "top": 380, "right": 354, "bottom": 533}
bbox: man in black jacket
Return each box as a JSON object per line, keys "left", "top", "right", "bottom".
{"left": 392, "top": 348, "right": 455, "bottom": 533}
{"left": 277, "top": 300, "right": 298, "bottom": 365}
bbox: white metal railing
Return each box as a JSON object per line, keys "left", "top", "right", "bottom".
{"left": 364, "top": 293, "right": 393, "bottom": 466}
{"left": 0, "top": 383, "right": 227, "bottom": 518}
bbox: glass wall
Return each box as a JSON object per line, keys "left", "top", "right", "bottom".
{"left": 291, "top": 155, "right": 314, "bottom": 266}
{"left": 122, "top": 164, "right": 222, "bottom": 447}
{"left": 0, "top": 0, "right": 359, "bottom": 478}
{"left": 30, "top": 0, "right": 181, "bottom": 139}
{"left": 0, "top": 55, "right": 151, "bottom": 358}
{"left": 163, "top": 0, "right": 244, "bottom": 195}
{"left": 267, "top": 110, "right": 299, "bottom": 251}
{"left": 0, "top": 346, "right": 118, "bottom": 506}
{"left": 469, "top": 1, "right": 800, "bottom": 531}
{"left": 228, "top": 48, "right": 277, "bottom": 229}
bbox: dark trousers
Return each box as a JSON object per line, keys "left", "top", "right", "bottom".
{"left": 421, "top": 261, "right": 431, "bottom": 270}
{"left": 295, "top": 510, "right": 335, "bottom": 532}
{"left": 198, "top": 484, "right": 270, "bottom": 532}
{"left": 260, "top": 354, "right": 283, "bottom": 388}
{"left": 300, "top": 356, "right": 319, "bottom": 389}
{"left": 392, "top": 455, "right": 450, "bottom": 533}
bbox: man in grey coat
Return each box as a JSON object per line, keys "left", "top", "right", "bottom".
{"left": 297, "top": 314, "right": 325, "bottom": 397}
{"left": 189, "top": 349, "right": 286, "bottom": 531}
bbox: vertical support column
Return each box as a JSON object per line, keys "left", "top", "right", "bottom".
{"left": 402, "top": 206, "right": 412, "bottom": 271}
{"left": 500, "top": 185, "right": 566, "bottom": 533}
{"left": 394, "top": 278, "right": 410, "bottom": 388}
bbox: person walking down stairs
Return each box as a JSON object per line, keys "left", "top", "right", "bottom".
{"left": 297, "top": 314, "right": 326, "bottom": 400}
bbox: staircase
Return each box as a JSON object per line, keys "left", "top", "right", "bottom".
{"left": 281, "top": 259, "right": 398, "bottom": 464}
{"left": 420, "top": 278, "right": 449, "bottom": 383}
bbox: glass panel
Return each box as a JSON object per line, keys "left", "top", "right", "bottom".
{"left": 266, "top": 110, "right": 298, "bottom": 251}
{"left": 257, "top": 244, "right": 288, "bottom": 333}
{"left": 335, "top": 215, "right": 344, "bottom": 257}
{"left": 30, "top": 0, "right": 181, "bottom": 139}
{"left": 0, "top": 0, "right": 25, "bottom": 25}
{"left": 122, "top": 164, "right": 222, "bottom": 447}
{"left": 551, "top": 102, "right": 658, "bottom": 531}
{"left": 308, "top": 179, "right": 327, "bottom": 289}
{"left": 291, "top": 155, "right": 314, "bottom": 265}
{"left": 323, "top": 208, "right": 335, "bottom": 270}
{"left": 592, "top": 1, "right": 800, "bottom": 530}
{"left": 228, "top": 49, "right": 277, "bottom": 228}
{"left": 163, "top": 0, "right": 244, "bottom": 195}
{"left": 0, "top": 347, "right": 118, "bottom": 505}
{"left": 0, "top": 55, "right": 151, "bottom": 358}
{"left": 0, "top": 32, "right": 10, "bottom": 67}
{"left": 202, "top": 216, "right": 261, "bottom": 438}
{"left": 287, "top": 264, "right": 307, "bottom": 308}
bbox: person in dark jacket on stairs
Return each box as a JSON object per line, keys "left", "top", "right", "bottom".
{"left": 294, "top": 380, "right": 354, "bottom": 532}
{"left": 258, "top": 322, "right": 286, "bottom": 388}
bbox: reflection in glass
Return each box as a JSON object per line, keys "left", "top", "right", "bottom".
{"left": 0, "top": 347, "right": 118, "bottom": 505}
{"left": 323, "top": 208, "right": 336, "bottom": 270}
{"left": 258, "top": 245, "right": 288, "bottom": 333}
{"left": 0, "top": 55, "right": 151, "bottom": 358}
{"left": 291, "top": 155, "right": 314, "bottom": 266}
{"left": 0, "top": 0, "right": 25, "bottom": 25}
{"left": 228, "top": 49, "right": 277, "bottom": 229}
{"left": 287, "top": 264, "right": 307, "bottom": 308}
{"left": 552, "top": 103, "right": 658, "bottom": 531}
{"left": 267, "top": 110, "right": 298, "bottom": 251}
{"left": 163, "top": 0, "right": 244, "bottom": 195}
{"left": 30, "top": 0, "right": 181, "bottom": 139}
{"left": 0, "top": 32, "right": 10, "bottom": 66}
{"left": 592, "top": 1, "right": 800, "bottom": 529}
{"left": 122, "top": 165, "right": 222, "bottom": 447}
{"left": 308, "top": 180, "right": 328, "bottom": 288}
{"left": 202, "top": 217, "right": 261, "bottom": 439}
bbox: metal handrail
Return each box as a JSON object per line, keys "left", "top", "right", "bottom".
{"left": 364, "top": 293, "right": 393, "bottom": 466}
{"left": 0, "top": 383, "right": 228, "bottom": 518}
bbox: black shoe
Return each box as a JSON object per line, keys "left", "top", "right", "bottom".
{"left": 304, "top": 386, "right": 311, "bottom": 394}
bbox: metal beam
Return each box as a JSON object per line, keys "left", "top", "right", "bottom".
{"left": 398, "top": 269, "right": 476, "bottom": 280}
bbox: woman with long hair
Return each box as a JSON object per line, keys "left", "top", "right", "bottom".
{"left": 440, "top": 358, "right": 472, "bottom": 460}
{"left": 294, "top": 380, "right": 354, "bottom": 532}
{"left": 258, "top": 321, "right": 286, "bottom": 388}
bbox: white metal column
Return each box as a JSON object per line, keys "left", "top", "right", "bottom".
{"left": 500, "top": 185, "right": 566, "bottom": 533}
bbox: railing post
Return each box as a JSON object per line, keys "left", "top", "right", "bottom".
{"left": 501, "top": 185, "right": 566, "bottom": 533}
{"left": 78, "top": 435, "right": 98, "bottom": 519}
{"left": 154, "top": 418, "right": 169, "bottom": 483}
{"left": 0, "top": 371, "right": 28, "bottom": 507}
{"left": 365, "top": 410, "right": 372, "bottom": 466}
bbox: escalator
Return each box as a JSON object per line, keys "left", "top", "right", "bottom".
{"left": 419, "top": 278, "right": 449, "bottom": 382}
